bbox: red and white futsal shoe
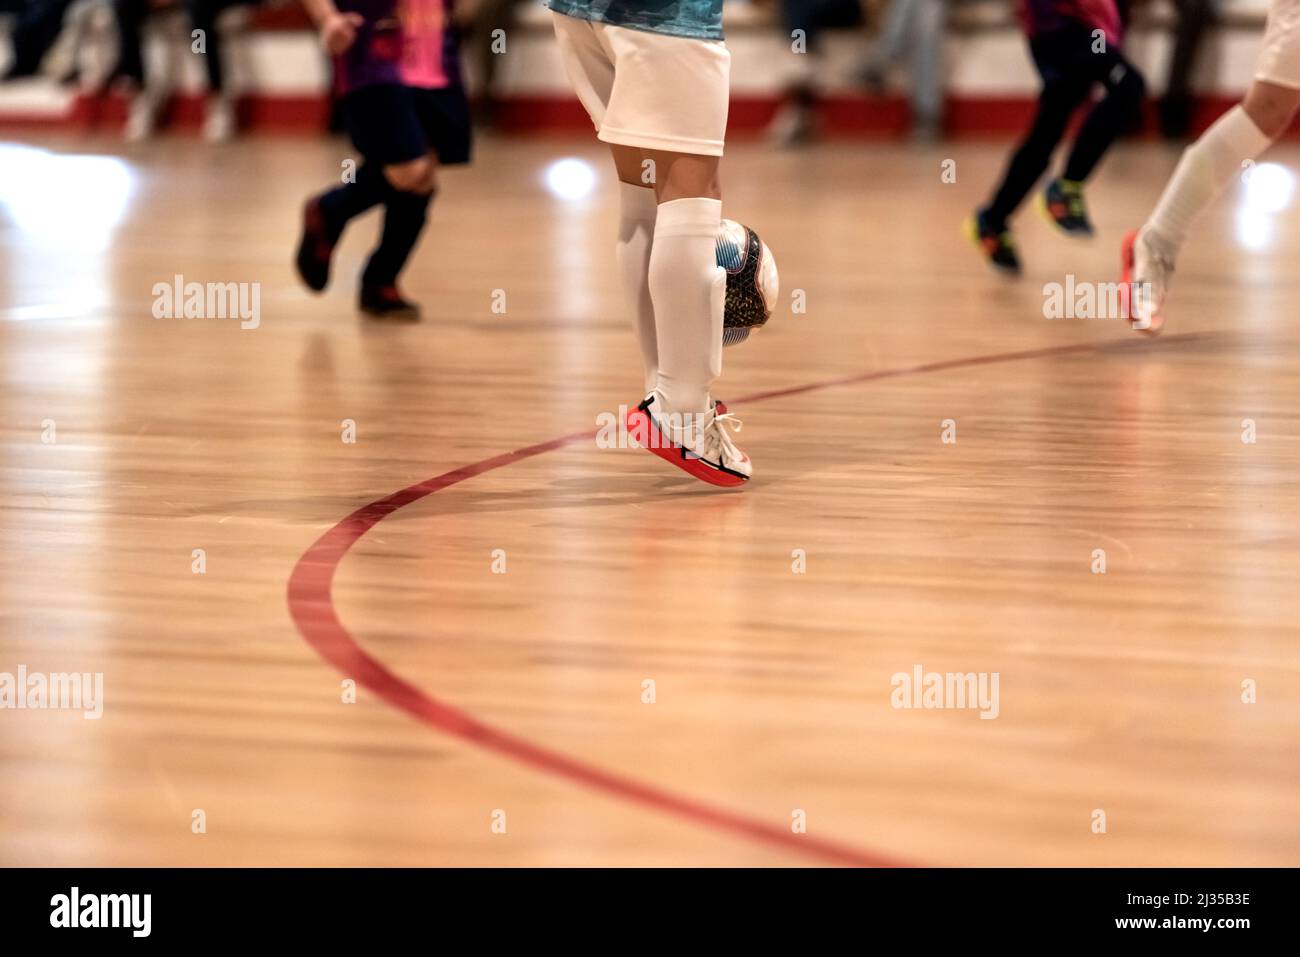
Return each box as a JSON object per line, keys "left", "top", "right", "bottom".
{"left": 1121, "top": 228, "right": 1173, "bottom": 336}
{"left": 626, "top": 393, "right": 751, "bottom": 488}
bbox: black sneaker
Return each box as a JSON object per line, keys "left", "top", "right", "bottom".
{"left": 359, "top": 284, "right": 421, "bottom": 320}
{"left": 295, "top": 197, "right": 339, "bottom": 293}
{"left": 1039, "top": 178, "right": 1094, "bottom": 237}
{"left": 964, "top": 209, "right": 1021, "bottom": 277}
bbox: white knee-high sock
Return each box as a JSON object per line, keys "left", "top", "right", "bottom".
{"left": 648, "top": 197, "right": 724, "bottom": 415}
{"left": 616, "top": 183, "right": 659, "bottom": 395}
{"left": 1144, "top": 105, "right": 1273, "bottom": 258}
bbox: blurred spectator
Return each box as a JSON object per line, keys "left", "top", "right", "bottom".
{"left": 1159, "top": 0, "right": 1213, "bottom": 139}
{"left": 857, "top": 0, "right": 947, "bottom": 139}
{"left": 457, "top": 0, "right": 526, "bottom": 125}
{"left": 1, "top": 0, "right": 80, "bottom": 80}
{"left": 111, "top": 0, "right": 259, "bottom": 141}
{"left": 768, "top": 0, "right": 865, "bottom": 144}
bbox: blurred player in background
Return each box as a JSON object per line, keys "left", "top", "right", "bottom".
{"left": 547, "top": 0, "right": 751, "bottom": 487}
{"left": 295, "top": 0, "right": 470, "bottom": 319}
{"left": 1123, "top": 0, "right": 1300, "bottom": 334}
{"left": 966, "top": 0, "right": 1144, "bottom": 275}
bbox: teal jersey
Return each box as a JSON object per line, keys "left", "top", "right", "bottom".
{"left": 546, "top": 0, "right": 724, "bottom": 41}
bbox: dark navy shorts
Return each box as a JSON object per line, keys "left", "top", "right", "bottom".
{"left": 344, "top": 82, "right": 473, "bottom": 167}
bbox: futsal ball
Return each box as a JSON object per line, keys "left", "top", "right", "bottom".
{"left": 716, "top": 219, "right": 779, "bottom": 347}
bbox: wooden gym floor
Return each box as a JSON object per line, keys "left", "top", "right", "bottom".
{"left": 0, "top": 132, "right": 1297, "bottom": 866}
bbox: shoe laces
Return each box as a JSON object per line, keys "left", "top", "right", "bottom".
{"left": 1148, "top": 248, "right": 1174, "bottom": 280}
{"left": 1131, "top": 239, "right": 1174, "bottom": 323}
{"left": 699, "top": 411, "right": 744, "bottom": 466}
{"left": 1136, "top": 233, "right": 1175, "bottom": 283}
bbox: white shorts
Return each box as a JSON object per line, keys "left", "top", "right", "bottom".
{"left": 1255, "top": 0, "right": 1300, "bottom": 89}
{"left": 550, "top": 12, "right": 730, "bottom": 156}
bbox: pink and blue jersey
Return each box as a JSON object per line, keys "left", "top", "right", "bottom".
{"left": 334, "top": 0, "right": 462, "bottom": 93}
{"left": 1016, "top": 0, "right": 1125, "bottom": 48}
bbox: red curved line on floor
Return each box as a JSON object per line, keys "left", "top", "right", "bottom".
{"left": 287, "top": 332, "right": 1214, "bottom": 867}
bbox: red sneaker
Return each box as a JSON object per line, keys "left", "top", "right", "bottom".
{"left": 1121, "top": 228, "right": 1171, "bottom": 336}
{"left": 626, "top": 393, "right": 751, "bottom": 488}
{"left": 295, "top": 198, "right": 337, "bottom": 293}
{"left": 359, "top": 284, "right": 421, "bottom": 321}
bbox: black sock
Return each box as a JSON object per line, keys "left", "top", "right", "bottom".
{"left": 317, "top": 163, "right": 388, "bottom": 238}
{"left": 362, "top": 189, "right": 433, "bottom": 288}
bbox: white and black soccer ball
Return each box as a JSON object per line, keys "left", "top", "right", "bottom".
{"left": 716, "top": 219, "right": 779, "bottom": 347}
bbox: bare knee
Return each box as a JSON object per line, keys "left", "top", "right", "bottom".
{"left": 384, "top": 155, "right": 437, "bottom": 193}
{"left": 1243, "top": 81, "right": 1300, "bottom": 140}
{"left": 609, "top": 145, "right": 720, "bottom": 201}
{"left": 611, "top": 145, "right": 655, "bottom": 187}
{"left": 654, "top": 153, "right": 722, "bottom": 203}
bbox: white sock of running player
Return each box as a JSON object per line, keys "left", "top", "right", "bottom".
{"left": 649, "top": 197, "right": 724, "bottom": 417}
{"left": 616, "top": 183, "right": 659, "bottom": 395}
{"left": 1144, "top": 105, "right": 1273, "bottom": 259}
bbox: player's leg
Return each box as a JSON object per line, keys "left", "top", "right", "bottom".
{"left": 606, "top": 63, "right": 747, "bottom": 484}
{"left": 639, "top": 147, "right": 723, "bottom": 423}
{"left": 609, "top": 148, "right": 661, "bottom": 394}
{"left": 609, "top": 136, "right": 727, "bottom": 417}
{"left": 967, "top": 26, "right": 1094, "bottom": 274}
{"left": 358, "top": 84, "right": 472, "bottom": 317}
{"left": 967, "top": 71, "right": 1090, "bottom": 274}
{"left": 553, "top": 12, "right": 666, "bottom": 395}
{"left": 296, "top": 83, "right": 402, "bottom": 293}
{"left": 1124, "top": 1, "right": 1300, "bottom": 332}
{"left": 552, "top": 12, "right": 663, "bottom": 391}
{"left": 1123, "top": 82, "right": 1295, "bottom": 331}
{"left": 556, "top": 13, "right": 744, "bottom": 484}
{"left": 1145, "top": 82, "right": 1298, "bottom": 254}
{"left": 350, "top": 84, "right": 445, "bottom": 318}
{"left": 360, "top": 150, "right": 438, "bottom": 319}
{"left": 1043, "top": 52, "right": 1145, "bottom": 236}
{"left": 620, "top": 144, "right": 748, "bottom": 486}
{"left": 609, "top": 149, "right": 732, "bottom": 405}
{"left": 295, "top": 160, "right": 389, "bottom": 292}
{"left": 295, "top": 83, "right": 435, "bottom": 313}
